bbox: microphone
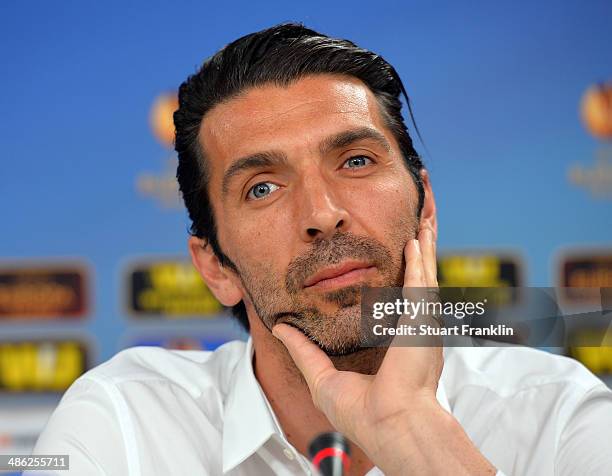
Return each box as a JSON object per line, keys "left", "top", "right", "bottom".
{"left": 308, "top": 431, "right": 351, "bottom": 476}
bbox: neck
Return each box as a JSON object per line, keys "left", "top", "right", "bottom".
{"left": 250, "top": 317, "right": 386, "bottom": 475}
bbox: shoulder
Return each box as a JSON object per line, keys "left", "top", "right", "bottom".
{"left": 32, "top": 340, "right": 249, "bottom": 475}
{"left": 61, "top": 339, "right": 249, "bottom": 438}
{"left": 81, "top": 339, "right": 247, "bottom": 399}
{"left": 443, "top": 345, "right": 612, "bottom": 474}
{"left": 443, "top": 344, "right": 612, "bottom": 440}
{"left": 443, "top": 344, "right": 606, "bottom": 397}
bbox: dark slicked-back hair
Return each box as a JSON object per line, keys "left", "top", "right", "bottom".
{"left": 174, "top": 23, "right": 425, "bottom": 332}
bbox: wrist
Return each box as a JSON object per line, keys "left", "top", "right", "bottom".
{"left": 362, "top": 398, "right": 496, "bottom": 476}
{"left": 367, "top": 398, "right": 445, "bottom": 473}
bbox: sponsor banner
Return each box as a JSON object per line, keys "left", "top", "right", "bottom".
{"left": 558, "top": 251, "right": 612, "bottom": 304}
{"left": 0, "top": 265, "right": 88, "bottom": 319}
{"left": 0, "top": 339, "right": 90, "bottom": 393}
{"left": 436, "top": 253, "right": 522, "bottom": 306}
{"left": 0, "top": 403, "right": 57, "bottom": 458}
{"left": 0, "top": 431, "right": 41, "bottom": 454}
{"left": 568, "top": 328, "right": 612, "bottom": 375}
{"left": 437, "top": 253, "right": 522, "bottom": 287}
{"left": 125, "top": 259, "right": 223, "bottom": 318}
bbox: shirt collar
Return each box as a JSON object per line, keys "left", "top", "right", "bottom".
{"left": 222, "top": 337, "right": 278, "bottom": 473}
{"left": 222, "top": 337, "right": 451, "bottom": 473}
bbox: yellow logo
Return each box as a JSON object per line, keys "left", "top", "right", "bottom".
{"left": 126, "top": 260, "right": 223, "bottom": 318}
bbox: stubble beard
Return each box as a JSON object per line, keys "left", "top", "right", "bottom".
{"left": 237, "top": 230, "right": 409, "bottom": 363}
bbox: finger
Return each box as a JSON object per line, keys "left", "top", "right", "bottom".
{"left": 381, "top": 238, "right": 443, "bottom": 390}
{"left": 403, "top": 239, "right": 425, "bottom": 288}
{"left": 399, "top": 238, "right": 425, "bottom": 335}
{"left": 393, "top": 240, "right": 429, "bottom": 345}
{"left": 416, "top": 227, "right": 441, "bottom": 331}
{"left": 272, "top": 323, "right": 337, "bottom": 398}
{"left": 418, "top": 227, "right": 438, "bottom": 288}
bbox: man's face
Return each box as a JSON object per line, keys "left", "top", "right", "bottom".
{"left": 200, "top": 74, "right": 419, "bottom": 355}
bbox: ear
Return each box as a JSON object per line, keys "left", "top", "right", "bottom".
{"left": 188, "top": 236, "right": 243, "bottom": 307}
{"left": 418, "top": 169, "right": 437, "bottom": 239}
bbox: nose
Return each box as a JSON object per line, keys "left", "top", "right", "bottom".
{"left": 297, "top": 176, "right": 351, "bottom": 242}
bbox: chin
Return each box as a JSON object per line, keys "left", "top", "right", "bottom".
{"left": 306, "top": 327, "right": 365, "bottom": 357}
{"left": 318, "top": 341, "right": 365, "bottom": 357}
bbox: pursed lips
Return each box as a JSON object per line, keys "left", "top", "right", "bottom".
{"left": 303, "top": 261, "right": 376, "bottom": 291}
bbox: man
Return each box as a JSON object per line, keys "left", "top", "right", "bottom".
{"left": 30, "top": 24, "right": 612, "bottom": 475}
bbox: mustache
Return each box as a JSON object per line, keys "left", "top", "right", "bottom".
{"left": 284, "top": 231, "right": 393, "bottom": 294}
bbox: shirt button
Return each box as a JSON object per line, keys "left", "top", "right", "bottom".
{"left": 283, "top": 448, "right": 295, "bottom": 460}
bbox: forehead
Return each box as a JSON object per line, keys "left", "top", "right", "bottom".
{"left": 198, "top": 74, "right": 393, "bottom": 181}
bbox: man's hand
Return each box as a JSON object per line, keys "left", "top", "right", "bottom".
{"left": 272, "top": 228, "right": 496, "bottom": 475}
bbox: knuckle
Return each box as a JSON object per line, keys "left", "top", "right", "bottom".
{"left": 405, "top": 267, "right": 423, "bottom": 281}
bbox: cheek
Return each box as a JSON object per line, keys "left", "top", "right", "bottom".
{"left": 344, "top": 177, "right": 417, "bottom": 237}
{"left": 223, "top": 211, "right": 289, "bottom": 269}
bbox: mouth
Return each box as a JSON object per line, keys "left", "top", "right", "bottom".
{"left": 303, "top": 261, "right": 376, "bottom": 291}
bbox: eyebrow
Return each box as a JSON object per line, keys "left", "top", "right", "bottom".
{"left": 222, "top": 151, "right": 288, "bottom": 196}
{"left": 319, "top": 127, "right": 391, "bottom": 156}
{"left": 221, "top": 127, "right": 391, "bottom": 197}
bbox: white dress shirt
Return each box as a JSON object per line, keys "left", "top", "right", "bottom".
{"left": 28, "top": 338, "right": 612, "bottom": 475}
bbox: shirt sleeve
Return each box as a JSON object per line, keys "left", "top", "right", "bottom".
{"left": 24, "top": 376, "right": 129, "bottom": 476}
{"left": 555, "top": 383, "right": 612, "bottom": 476}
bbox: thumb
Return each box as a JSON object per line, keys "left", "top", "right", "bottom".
{"left": 272, "top": 324, "right": 337, "bottom": 397}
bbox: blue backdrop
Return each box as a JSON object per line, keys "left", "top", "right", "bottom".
{"left": 0, "top": 0, "right": 610, "bottom": 461}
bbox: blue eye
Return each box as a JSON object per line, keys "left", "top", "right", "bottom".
{"left": 343, "top": 155, "right": 372, "bottom": 169}
{"left": 247, "top": 182, "right": 280, "bottom": 200}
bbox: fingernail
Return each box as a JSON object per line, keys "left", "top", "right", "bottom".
{"left": 272, "top": 325, "right": 281, "bottom": 339}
